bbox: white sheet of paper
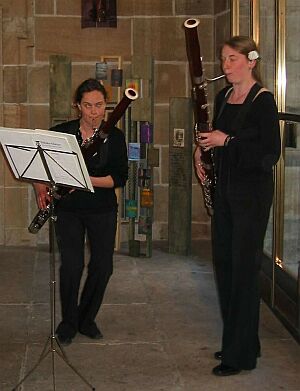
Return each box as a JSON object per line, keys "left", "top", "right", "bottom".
{"left": 0, "top": 127, "right": 94, "bottom": 192}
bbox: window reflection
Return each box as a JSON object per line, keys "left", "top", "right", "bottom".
{"left": 282, "top": 1, "right": 300, "bottom": 279}
{"left": 283, "top": 120, "right": 300, "bottom": 278}
{"left": 239, "top": 0, "right": 250, "bottom": 35}
{"left": 259, "top": 0, "right": 275, "bottom": 92}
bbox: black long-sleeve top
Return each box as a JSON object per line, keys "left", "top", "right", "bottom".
{"left": 51, "top": 119, "right": 128, "bottom": 213}
{"left": 213, "top": 86, "right": 281, "bottom": 195}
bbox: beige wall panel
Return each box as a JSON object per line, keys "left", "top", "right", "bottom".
{"left": 118, "top": 0, "right": 172, "bottom": 15}
{"left": 28, "top": 65, "right": 49, "bottom": 103}
{"left": 214, "top": 0, "right": 230, "bottom": 14}
{"left": 0, "top": 105, "right": 3, "bottom": 125}
{"left": 3, "top": 161, "right": 27, "bottom": 187}
{"left": 154, "top": 105, "right": 169, "bottom": 145}
{"left": 0, "top": 187, "right": 4, "bottom": 245}
{"left": 5, "top": 228, "right": 36, "bottom": 246}
{"left": 0, "top": 158, "right": 3, "bottom": 184}
{"left": 72, "top": 64, "right": 97, "bottom": 94}
{"left": 4, "top": 187, "right": 28, "bottom": 227}
{"left": 2, "top": 32, "right": 12, "bottom": 65}
{"left": 22, "top": 41, "right": 34, "bottom": 66}
{"left": 29, "top": 187, "right": 37, "bottom": 217}
{"left": 35, "top": 18, "right": 131, "bottom": 62}
{"left": 3, "top": 66, "right": 27, "bottom": 102}
{"left": 133, "top": 17, "right": 213, "bottom": 61}
{"left": 2, "top": 164, "right": 17, "bottom": 187}
{"left": 28, "top": 105, "right": 50, "bottom": 130}
{"left": 191, "top": 222, "right": 211, "bottom": 240}
{"left": 122, "top": 63, "right": 131, "bottom": 80}
{"left": 3, "top": 104, "right": 28, "bottom": 128}
{"left": 153, "top": 166, "right": 159, "bottom": 184}
{"left": 56, "top": 0, "right": 80, "bottom": 15}
{"left": 153, "top": 185, "right": 168, "bottom": 222}
{"left": 160, "top": 146, "right": 169, "bottom": 184}
{"left": 35, "top": 0, "right": 54, "bottom": 15}
{"left": 0, "top": 6, "right": 3, "bottom": 126}
{"left": 0, "top": 0, "right": 28, "bottom": 18}
{"left": 152, "top": 221, "right": 168, "bottom": 241}
{"left": 175, "top": 0, "right": 213, "bottom": 14}
{"left": 2, "top": 15, "right": 32, "bottom": 64}
{"left": 3, "top": 31, "right": 25, "bottom": 65}
{"left": 155, "top": 64, "right": 186, "bottom": 104}
{"left": 215, "top": 11, "right": 231, "bottom": 59}
{"left": 3, "top": 162, "right": 17, "bottom": 186}
{"left": 0, "top": 154, "right": 4, "bottom": 186}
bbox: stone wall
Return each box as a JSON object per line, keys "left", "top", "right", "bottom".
{"left": 0, "top": 0, "right": 230, "bottom": 246}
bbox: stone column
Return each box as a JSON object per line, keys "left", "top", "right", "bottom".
{"left": 168, "top": 97, "right": 193, "bottom": 255}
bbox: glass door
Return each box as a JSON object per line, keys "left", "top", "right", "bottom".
{"left": 231, "top": 0, "right": 300, "bottom": 342}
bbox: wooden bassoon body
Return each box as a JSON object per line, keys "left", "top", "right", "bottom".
{"left": 184, "top": 18, "right": 221, "bottom": 216}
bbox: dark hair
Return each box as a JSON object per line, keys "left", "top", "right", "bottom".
{"left": 73, "top": 78, "right": 108, "bottom": 104}
{"left": 221, "top": 36, "right": 263, "bottom": 85}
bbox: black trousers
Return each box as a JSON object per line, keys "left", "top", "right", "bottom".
{"left": 212, "top": 180, "right": 273, "bottom": 370}
{"left": 54, "top": 209, "right": 117, "bottom": 337}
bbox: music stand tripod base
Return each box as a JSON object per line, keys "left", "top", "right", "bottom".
{"left": 12, "top": 198, "right": 96, "bottom": 391}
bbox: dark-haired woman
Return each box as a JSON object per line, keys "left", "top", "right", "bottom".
{"left": 194, "top": 37, "right": 281, "bottom": 375}
{"left": 34, "top": 79, "right": 128, "bottom": 346}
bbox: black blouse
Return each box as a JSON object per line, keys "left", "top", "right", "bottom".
{"left": 213, "top": 87, "right": 281, "bottom": 193}
{"left": 50, "top": 119, "right": 128, "bottom": 213}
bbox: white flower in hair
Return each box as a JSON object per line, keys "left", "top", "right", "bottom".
{"left": 248, "top": 50, "right": 259, "bottom": 61}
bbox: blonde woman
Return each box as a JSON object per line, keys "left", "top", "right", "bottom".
{"left": 194, "top": 37, "right": 281, "bottom": 375}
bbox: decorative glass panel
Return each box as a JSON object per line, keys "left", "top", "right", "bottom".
{"left": 259, "top": 0, "right": 276, "bottom": 93}
{"left": 283, "top": 121, "right": 300, "bottom": 278}
{"left": 239, "top": 0, "right": 251, "bottom": 35}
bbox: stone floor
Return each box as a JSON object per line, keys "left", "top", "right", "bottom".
{"left": 0, "top": 242, "right": 299, "bottom": 391}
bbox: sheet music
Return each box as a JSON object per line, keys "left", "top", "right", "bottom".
{"left": 0, "top": 127, "right": 94, "bottom": 192}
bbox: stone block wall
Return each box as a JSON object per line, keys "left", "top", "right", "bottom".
{"left": 0, "top": 0, "right": 230, "bottom": 246}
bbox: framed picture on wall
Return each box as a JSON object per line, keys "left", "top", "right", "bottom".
{"left": 81, "top": 0, "right": 117, "bottom": 28}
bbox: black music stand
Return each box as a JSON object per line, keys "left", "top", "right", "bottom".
{"left": 0, "top": 127, "right": 95, "bottom": 390}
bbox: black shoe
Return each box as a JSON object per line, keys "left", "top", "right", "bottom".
{"left": 56, "top": 334, "right": 72, "bottom": 347}
{"left": 212, "top": 363, "right": 241, "bottom": 376}
{"left": 214, "top": 351, "right": 222, "bottom": 360}
{"left": 79, "top": 325, "right": 103, "bottom": 340}
{"left": 214, "top": 350, "right": 260, "bottom": 360}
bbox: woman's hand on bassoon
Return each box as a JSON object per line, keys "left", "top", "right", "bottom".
{"left": 199, "top": 130, "right": 228, "bottom": 151}
{"left": 193, "top": 146, "right": 206, "bottom": 183}
{"left": 33, "top": 183, "right": 51, "bottom": 210}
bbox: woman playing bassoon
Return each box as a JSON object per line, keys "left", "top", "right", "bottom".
{"left": 195, "top": 36, "right": 281, "bottom": 375}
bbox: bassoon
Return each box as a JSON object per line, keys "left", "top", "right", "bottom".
{"left": 184, "top": 18, "right": 224, "bottom": 216}
{"left": 28, "top": 87, "right": 138, "bottom": 234}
